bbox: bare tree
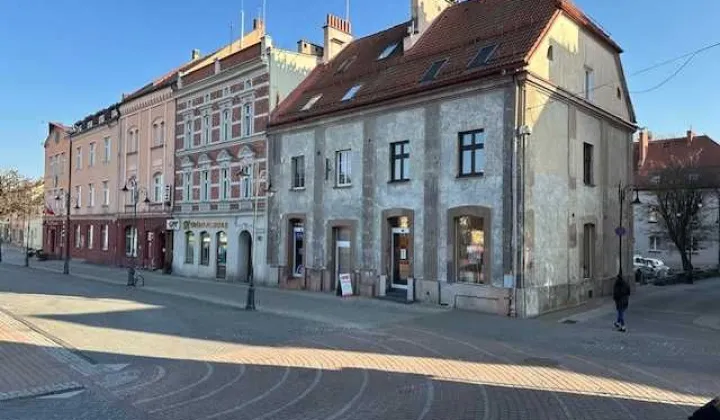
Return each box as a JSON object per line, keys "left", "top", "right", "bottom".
{"left": 0, "top": 169, "right": 44, "bottom": 262}
{"left": 645, "top": 155, "right": 716, "bottom": 275}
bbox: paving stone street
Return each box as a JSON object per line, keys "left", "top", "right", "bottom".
{"left": 0, "top": 247, "right": 718, "bottom": 419}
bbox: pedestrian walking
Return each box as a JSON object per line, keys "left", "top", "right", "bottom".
{"left": 613, "top": 275, "right": 631, "bottom": 332}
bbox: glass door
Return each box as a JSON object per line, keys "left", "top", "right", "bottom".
{"left": 391, "top": 228, "right": 410, "bottom": 289}
{"left": 335, "top": 240, "right": 351, "bottom": 293}
{"left": 216, "top": 232, "right": 227, "bottom": 279}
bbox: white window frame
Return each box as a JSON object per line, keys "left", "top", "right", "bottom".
{"left": 221, "top": 108, "right": 231, "bottom": 141}
{"left": 335, "top": 150, "right": 352, "bottom": 187}
{"left": 76, "top": 185, "right": 82, "bottom": 207}
{"left": 221, "top": 167, "right": 230, "bottom": 200}
{"left": 291, "top": 156, "right": 305, "bottom": 189}
{"left": 89, "top": 142, "right": 95, "bottom": 167}
{"left": 76, "top": 147, "right": 82, "bottom": 169}
{"left": 201, "top": 170, "right": 209, "bottom": 202}
{"left": 243, "top": 103, "right": 253, "bottom": 137}
{"left": 75, "top": 225, "right": 82, "bottom": 248}
{"left": 88, "top": 183, "right": 95, "bottom": 207}
{"left": 240, "top": 171, "right": 253, "bottom": 199}
{"left": 102, "top": 181, "right": 109, "bottom": 206}
{"left": 88, "top": 225, "right": 94, "bottom": 250}
{"left": 125, "top": 226, "right": 137, "bottom": 257}
{"left": 103, "top": 137, "right": 111, "bottom": 163}
{"left": 184, "top": 172, "right": 192, "bottom": 202}
{"left": 202, "top": 113, "right": 210, "bottom": 144}
{"left": 184, "top": 120, "right": 193, "bottom": 149}
{"left": 101, "top": 224, "right": 109, "bottom": 251}
{"left": 650, "top": 235, "right": 660, "bottom": 252}
{"left": 153, "top": 173, "right": 163, "bottom": 203}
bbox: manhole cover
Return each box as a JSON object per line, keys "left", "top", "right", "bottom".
{"left": 522, "top": 357, "right": 560, "bottom": 367}
{"left": 561, "top": 319, "right": 577, "bottom": 324}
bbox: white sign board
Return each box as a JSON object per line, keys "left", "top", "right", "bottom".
{"left": 166, "top": 219, "right": 180, "bottom": 231}
{"left": 339, "top": 273, "right": 353, "bottom": 297}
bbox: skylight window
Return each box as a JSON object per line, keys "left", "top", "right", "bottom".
{"left": 378, "top": 43, "right": 399, "bottom": 60}
{"left": 420, "top": 59, "right": 448, "bottom": 83}
{"left": 301, "top": 94, "right": 323, "bottom": 111}
{"left": 336, "top": 55, "right": 357, "bottom": 73}
{"left": 341, "top": 84, "right": 362, "bottom": 101}
{"left": 468, "top": 44, "right": 498, "bottom": 69}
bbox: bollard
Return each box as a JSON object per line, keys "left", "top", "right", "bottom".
{"left": 378, "top": 275, "right": 387, "bottom": 297}
{"left": 407, "top": 277, "right": 414, "bottom": 303}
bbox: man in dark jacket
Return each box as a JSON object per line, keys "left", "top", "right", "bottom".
{"left": 613, "top": 275, "right": 631, "bottom": 332}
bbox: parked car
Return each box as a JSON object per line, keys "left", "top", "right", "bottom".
{"left": 634, "top": 255, "right": 671, "bottom": 283}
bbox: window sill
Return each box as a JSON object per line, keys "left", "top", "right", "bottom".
{"left": 151, "top": 144, "right": 164, "bottom": 150}
{"left": 583, "top": 183, "right": 596, "bottom": 188}
{"left": 291, "top": 187, "right": 306, "bottom": 191}
{"left": 334, "top": 184, "right": 353, "bottom": 189}
{"left": 648, "top": 250, "right": 662, "bottom": 254}
{"left": 456, "top": 172, "right": 484, "bottom": 179}
{"left": 388, "top": 179, "right": 410, "bottom": 184}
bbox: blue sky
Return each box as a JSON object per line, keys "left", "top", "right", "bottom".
{"left": 1, "top": 0, "right": 719, "bottom": 178}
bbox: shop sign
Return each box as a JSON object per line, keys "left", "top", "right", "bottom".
{"left": 339, "top": 273, "right": 353, "bottom": 297}
{"left": 182, "top": 220, "right": 229, "bottom": 230}
{"left": 166, "top": 219, "right": 180, "bottom": 230}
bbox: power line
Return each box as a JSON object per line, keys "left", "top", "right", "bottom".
{"left": 525, "top": 39, "right": 720, "bottom": 113}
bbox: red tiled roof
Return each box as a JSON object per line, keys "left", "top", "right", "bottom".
{"left": 271, "top": 0, "right": 617, "bottom": 128}
{"left": 634, "top": 135, "right": 720, "bottom": 185}
{"left": 636, "top": 135, "right": 720, "bottom": 170}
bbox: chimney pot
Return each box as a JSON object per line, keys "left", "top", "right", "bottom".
{"left": 191, "top": 49, "right": 201, "bottom": 60}
{"left": 687, "top": 129, "right": 695, "bottom": 144}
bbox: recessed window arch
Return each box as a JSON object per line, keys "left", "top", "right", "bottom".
{"left": 152, "top": 118, "right": 165, "bottom": 146}
{"left": 185, "top": 231, "right": 195, "bottom": 263}
{"left": 200, "top": 231, "right": 211, "bottom": 266}
{"left": 127, "top": 127, "right": 139, "bottom": 153}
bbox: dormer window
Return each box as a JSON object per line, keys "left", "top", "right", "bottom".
{"left": 378, "top": 43, "right": 399, "bottom": 60}
{"left": 301, "top": 94, "right": 323, "bottom": 111}
{"left": 341, "top": 84, "right": 362, "bottom": 101}
{"left": 468, "top": 44, "right": 498, "bottom": 69}
{"left": 421, "top": 59, "right": 447, "bottom": 83}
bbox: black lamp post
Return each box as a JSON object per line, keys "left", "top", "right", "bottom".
{"left": 617, "top": 183, "right": 641, "bottom": 281}
{"left": 55, "top": 192, "right": 80, "bottom": 274}
{"left": 121, "top": 176, "right": 150, "bottom": 286}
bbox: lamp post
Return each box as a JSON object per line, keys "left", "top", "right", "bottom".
{"left": 617, "top": 183, "right": 642, "bottom": 281}
{"left": 121, "top": 176, "right": 151, "bottom": 286}
{"left": 236, "top": 159, "right": 273, "bottom": 311}
{"left": 54, "top": 192, "right": 80, "bottom": 274}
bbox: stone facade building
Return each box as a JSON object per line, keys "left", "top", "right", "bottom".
{"left": 171, "top": 20, "right": 320, "bottom": 283}
{"left": 268, "top": 0, "right": 637, "bottom": 317}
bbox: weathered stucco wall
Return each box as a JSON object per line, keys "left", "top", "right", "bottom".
{"left": 528, "top": 13, "right": 632, "bottom": 121}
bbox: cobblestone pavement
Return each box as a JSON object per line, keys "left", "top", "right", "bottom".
{"left": 0, "top": 254, "right": 718, "bottom": 419}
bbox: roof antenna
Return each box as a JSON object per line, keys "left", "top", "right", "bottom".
{"left": 229, "top": 22, "right": 234, "bottom": 52}
{"left": 345, "top": 0, "right": 350, "bottom": 21}
{"left": 240, "top": 0, "right": 245, "bottom": 49}
{"left": 262, "top": 0, "right": 267, "bottom": 26}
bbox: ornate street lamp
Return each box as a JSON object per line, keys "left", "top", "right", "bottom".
{"left": 121, "top": 176, "right": 151, "bottom": 286}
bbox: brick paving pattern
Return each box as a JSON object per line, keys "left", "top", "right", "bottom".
{"left": 0, "top": 249, "right": 718, "bottom": 419}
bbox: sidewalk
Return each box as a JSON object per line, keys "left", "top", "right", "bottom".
{"left": 20, "top": 257, "right": 448, "bottom": 329}
{"left": 0, "top": 308, "right": 84, "bottom": 401}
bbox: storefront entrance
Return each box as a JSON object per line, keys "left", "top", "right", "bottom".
{"left": 216, "top": 231, "right": 227, "bottom": 279}
{"left": 391, "top": 227, "right": 411, "bottom": 289}
{"left": 333, "top": 227, "right": 351, "bottom": 294}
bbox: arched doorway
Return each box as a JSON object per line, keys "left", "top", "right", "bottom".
{"left": 238, "top": 231, "right": 252, "bottom": 282}
{"left": 216, "top": 231, "right": 227, "bottom": 279}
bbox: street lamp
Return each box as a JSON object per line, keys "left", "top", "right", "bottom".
{"left": 55, "top": 192, "right": 80, "bottom": 274}
{"left": 121, "top": 176, "right": 151, "bottom": 286}
{"left": 617, "top": 183, "right": 641, "bottom": 282}
{"left": 236, "top": 160, "right": 274, "bottom": 311}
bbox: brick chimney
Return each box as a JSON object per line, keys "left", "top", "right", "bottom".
{"left": 297, "top": 40, "right": 324, "bottom": 57}
{"left": 404, "top": 0, "right": 455, "bottom": 51}
{"left": 638, "top": 129, "right": 650, "bottom": 168}
{"left": 191, "top": 49, "right": 201, "bottom": 60}
{"left": 323, "top": 14, "right": 352, "bottom": 63}
{"left": 687, "top": 129, "right": 695, "bottom": 145}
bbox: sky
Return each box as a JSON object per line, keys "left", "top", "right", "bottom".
{"left": 1, "top": 0, "right": 719, "bottom": 178}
